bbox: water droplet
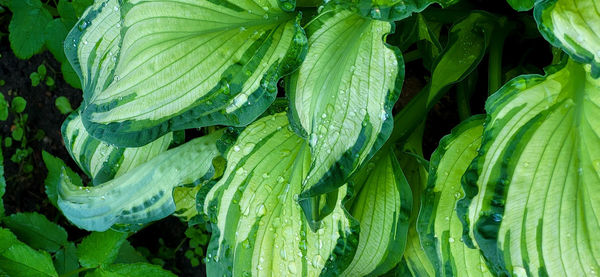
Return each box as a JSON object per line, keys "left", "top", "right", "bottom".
{"left": 288, "top": 263, "right": 297, "bottom": 274}
{"left": 448, "top": 237, "right": 455, "bottom": 243}
{"left": 309, "top": 133, "right": 318, "bottom": 147}
{"left": 233, "top": 145, "right": 241, "bottom": 152}
{"left": 491, "top": 213, "right": 502, "bottom": 222}
{"left": 256, "top": 204, "right": 265, "bottom": 216}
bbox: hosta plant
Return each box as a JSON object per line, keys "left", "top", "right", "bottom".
{"left": 49, "top": 0, "right": 600, "bottom": 276}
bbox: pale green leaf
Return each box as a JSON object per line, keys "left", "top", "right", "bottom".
{"left": 342, "top": 150, "right": 412, "bottom": 276}
{"left": 417, "top": 116, "right": 493, "bottom": 277}
{"left": 58, "top": 131, "right": 221, "bottom": 231}
{"left": 535, "top": 0, "right": 600, "bottom": 77}
{"left": 61, "top": 112, "right": 172, "bottom": 185}
{"left": 287, "top": 8, "right": 403, "bottom": 226}
{"left": 204, "top": 112, "right": 359, "bottom": 276}
{"left": 77, "top": 230, "right": 127, "bottom": 268}
{"left": 66, "top": 0, "right": 307, "bottom": 147}
{"left": 459, "top": 60, "right": 600, "bottom": 276}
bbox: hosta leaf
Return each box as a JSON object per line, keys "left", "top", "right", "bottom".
{"left": 287, "top": 8, "right": 403, "bottom": 226}
{"left": 342, "top": 150, "right": 412, "bottom": 276}
{"left": 459, "top": 60, "right": 600, "bottom": 276}
{"left": 62, "top": 112, "right": 173, "bottom": 185}
{"left": 67, "top": 0, "right": 307, "bottom": 147}
{"left": 395, "top": 129, "right": 434, "bottom": 277}
{"left": 535, "top": 0, "right": 600, "bottom": 77}
{"left": 351, "top": 0, "right": 459, "bottom": 21}
{"left": 204, "top": 112, "right": 359, "bottom": 277}
{"left": 417, "top": 115, "right": 493, "bottom": 277}
{"left": 58, "top": 131, "right": 221, "bottom": 231}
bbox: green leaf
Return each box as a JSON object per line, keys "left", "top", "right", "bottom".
{"left": 11, "top": 96, "right": 26, "bottom": 113}
{"left": 114, "top": 240, "right": 147, "bottom": 264}
{"left": 67, "top": 0, "right": 307, "bottom": 147}
{"left": 287, "top": 8, "right": 403, "bottom": 226}
{"left": 61, "top": 113, "right": 172, "bottom": 185}
{"left": 30, "top": 72, "right": 41, "bottom": 87}
{"left": 8, "top": 0, "right": 53, "bottom": 59}
{"left": 38, "top": 64, "right": 47, "bottom": 77}
{"left": 0, "top": 93, "right": 7, "bottom": 121}
{"left": 173, "top": 185, "right": 202, "bottom": 222}
{"left": 0, "top": 142, "right": 5, "bottom": 217}
{"left": 506, "top": 0, "right": 534, "bottom": 11}
{"left": 42, "top": 151, "right": 83, "bottom": 208}
{"left": 11, "top": 127, "right": 23, "bottom": 141}
{"left": 391, "top": 11, "right": 496, "bottom": 145}
{"left": 348, "top": 0, "right": 459, "bottom": 21}
{"left": 0, "top": 228, "right": 58, "bottom": 277}
{"left": 416, "top": 116, "right": 493, "bottom": 277}
{"left": 45, "top": 19, "right": 69, "bottom": 63}
{"left": 85, "top": 263, "right": 176, "bottom": 277}
{"left": 3, "top": 212, "right": 68, "bottom": 253}
{"left": 204, "top": 112, "right": 359, "bottom": 276}
{"left": 57, "top": 0, "right": 78, "bottom": 27}
{"left": 61, "top": 62, "right": 82, "bottom": 89}
{"left": 53, "top": 242, "right": 79, "bottom": 275}
{"left": 55, "top": 96, "right": 73, "bottom": 115}
{"left": 342, "top": 150, "right": 412, "bottom": 276}
{"left": 535, "top": 0, "right": 600, "bottom": 77}
{"left": 58, "top": 131, "right": 221, "bottom": 231}
{"left": 72, "top": 0, "right": 92, "bottom": 18}
{"left": 459, "top": 60, "right": 600, "bottom": 276}
{"left": 77, "top": 230, "right": 127, "bottom": 268}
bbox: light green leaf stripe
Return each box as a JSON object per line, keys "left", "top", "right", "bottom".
{"left": 342, "top": 150, "right": 412, "bottom": 276}
{"left": 417, "top": 115, "right": 493, "bottom": 277}
{"left": 350, "top": 0, "right": 460, "bottom": 21}
{"left": 458, "top": 60, "right": 600, "bottom": 276}
{"left": 66, "top": 0, "right": 307, "bottom": 147}
{"left": 535, "top": 0, "right": 600, "bottom": 77}
{"left": 287, "top": 8, "right": 403, "bottom": 226}
{"left": 58, "top": 131, "right": 221, "bottom": 231}
{"left": 204, "top": 112, "right": 359, "bottom": 277}
{"left": 397, "top": 147, "right": 435, "bottom": 277}
{"left": 62, "top": 112, "right": 173, "bottom": 185}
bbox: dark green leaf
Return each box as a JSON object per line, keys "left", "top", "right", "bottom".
{"left": 86, "top": 263, "right": 176, "bottom": 277}
{"left": 57, "top": 0, "right": 77, "bottom": 27}
{"left": 42, "top": 151, "right": 83, "bottom": 208}
{"left": 45, "top": 19, "right": 68, "bottom": 63}
{"left": 30, "top": 72, "right": 41, "bottom": 87}
{"left": 3, "top": 212, "right": 68, "bottom": 253}
{"left": 0, "top": 228, "right": 58, "bottom": 277}
{"left": 11, "top": 127, "right": 23, "bottom": 141}
{"left": 0, "top": 93, "right": 7, "bottom": 121}
{"left": 8, "top": 0, "right": 52, "bottom": 59}
{"left": 61, "top": 62, "right": 82, "bottom": 89}
{"left": 114, "top": 241, "right": 147, "bottom": 264}
{"left": 53, "top": 242, "right": 79, "bottom": 275}
{"left": 77, "top": 230, "right": 128, "bottom": 268}
{"left": 72, "top": 0, "right": 92, "bottom": 18}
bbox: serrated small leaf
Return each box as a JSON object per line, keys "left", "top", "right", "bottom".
{"left": 114, "top": 241, "right": 146, "bottom": 264}
{"left": 3, "top": 212, "right": 68, "bottom": 253}
{"left": 8, "top": 0, "right": 53, "bottom": 59}
{"left": 86, "top": 263, "right": 176, "bottom": 277}
{"left": 77, "top": 230, "right": 127, "bottom": 268}
{"left": 53, "top": 242, "right": 79, "bottom": 275}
